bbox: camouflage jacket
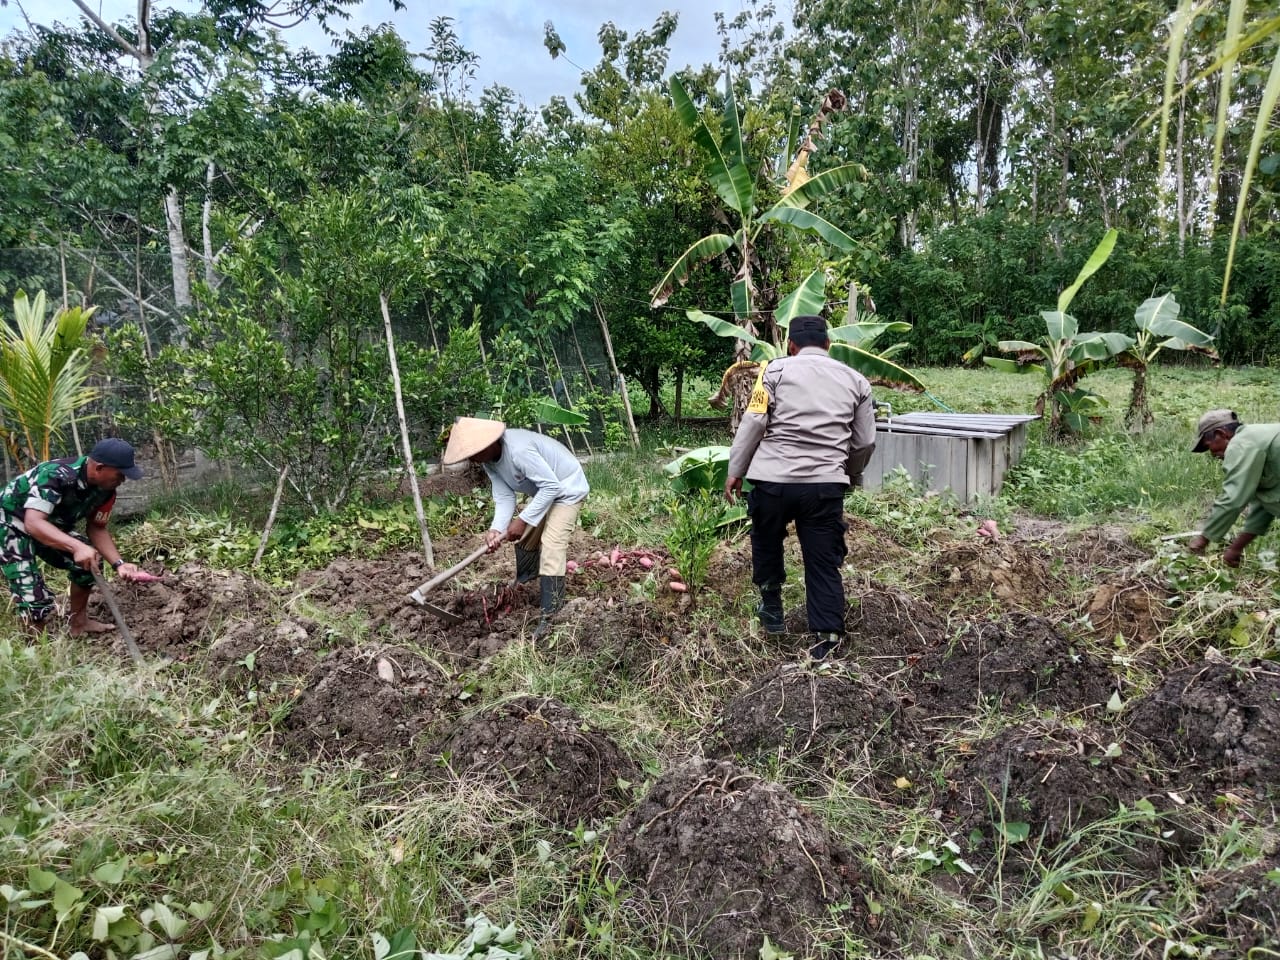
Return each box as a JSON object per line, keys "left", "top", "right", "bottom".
{"left": 0, "top": 456, "right": 116, "bottom": 534}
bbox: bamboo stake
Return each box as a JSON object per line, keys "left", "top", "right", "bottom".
{"left": 594, "top": 301, "right": 639, "bottom": 448}
{"left": 60, "top": 238, "right": 84, "bottom": 456}
{"left": 253, "top": 464, "right": 289, "bottom": 567}
{"left": 137, "top": 234, "right": 176, "bottom": 490}
{"left": 546, "top": 338, "right": 592, "bottom": 457}
{"left": 381, "top": 292, "right": 435, "bottom": 568}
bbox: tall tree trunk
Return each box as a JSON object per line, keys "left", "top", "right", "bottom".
{"left": 202, "top": 160, "right": 217, "bottom": 287}
{"left": 164, "top": 188, "right": 192, "bottom": 315}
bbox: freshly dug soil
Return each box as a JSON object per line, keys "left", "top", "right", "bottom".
{"left": 282, "top": 643, "right": 456, "bottom": 767}
{"left": 944, "top": 719, "right": 1166, "bottom": 854}
{"left": 1127, "top": 660, "right": 1280, "bottom": 789}
{"left": 608, "top": 757, "right": 872, "bottom": 959}
{"left": 204, "top": 614, "right": 332, "bottom": 692}
{"left": 427, "top": 695, "right": 638, "bottom": 826}
{"left": 910, "top": 613, "right": 1117, "bottom": 718}
{"left": 1084, "top": 576, "right": 1172, "bottom": 647}
{"left": 297, "top": 550, "right": 541, "bottom": 664}
{"left": 88, "top": 563, "right": 275, "bottom": 659}
{"left": 710, "top": 662, "right": 920, "bottom": 792}
{"left": 845, "top": 588, "right": 948, "bottom": 671}
{"left": 1197, "top": 854, "right": 1280, "bottom": 951}
{"left": 927, "top": 540, "right": 1060, "bottom": 610}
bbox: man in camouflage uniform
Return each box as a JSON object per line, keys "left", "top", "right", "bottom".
{"left": 0, "top": 438, "right": 151, "bottom": 634}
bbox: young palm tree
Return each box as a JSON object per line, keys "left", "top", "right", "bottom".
{"left": 0, "top": 291, "right": 99, "bottom": 469}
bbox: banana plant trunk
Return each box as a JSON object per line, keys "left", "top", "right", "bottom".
{"left": 1123, "top": 357, "right": 1153, "bottom": 431}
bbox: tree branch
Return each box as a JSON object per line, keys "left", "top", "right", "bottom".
{"left": 69, "top": 0, "right": 143, "bottom": 61}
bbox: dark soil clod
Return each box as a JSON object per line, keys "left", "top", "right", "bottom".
{"left": 608, "top": 757, "right": 872, "bottom": 959}
{"left": 1128, "top": 660, "right": 1280, "bottom": 789}
{"left": 428, "top": 695, "right": 637, "bottom": 825}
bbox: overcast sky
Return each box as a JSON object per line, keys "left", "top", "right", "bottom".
{"left": 0, "top": 0, "right": 742, "bottom": 107}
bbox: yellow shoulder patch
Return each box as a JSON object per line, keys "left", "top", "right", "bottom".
{"left": 745, "top": 366, "right": 769, "bottom": 415}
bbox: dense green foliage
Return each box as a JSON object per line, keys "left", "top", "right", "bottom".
{"left": 0, "top": 0, "right": 1276, "bottom": 501}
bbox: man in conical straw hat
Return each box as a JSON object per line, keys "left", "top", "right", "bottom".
{"left": 443, "top": 417, "right": 589, "bottom": 638}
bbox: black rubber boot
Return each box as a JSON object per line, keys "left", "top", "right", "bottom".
{"left": 532, "top": 575, "right": 566, "bottom": 639}
{"left": 808, "top": 632, "right": 843, "bottom": 662}
{"left": 757, "top": 587, "right": 784, "bottom": 634}
{"left": 515, "top": 545, "right": 541, "bottom": 584}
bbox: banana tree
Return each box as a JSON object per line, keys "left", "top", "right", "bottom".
{"left": 650, "top": 73, "right": 883, "bottom": 427}
{"left": 0, "top": 290, "right": 99, "bottom": 468}
{"left": 1121, "top": 292, "right": 1218, "bottom": 429}
{"left": 984, "top": 230, "right": 1134, "bottom": 438}
{"left": 698, "top": 268, "right": 924, "bottom": 418}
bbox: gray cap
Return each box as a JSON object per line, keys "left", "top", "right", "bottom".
{"left": 1191, "top": 409, "right": 1239, "bottom": 453}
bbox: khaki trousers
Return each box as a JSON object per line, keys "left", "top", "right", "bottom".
{"left": 524, "top": 501, "right": 583, "bottom": 576}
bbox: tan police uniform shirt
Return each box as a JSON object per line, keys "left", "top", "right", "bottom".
{"left": 727, "top": 346, "right": 876, "bottom": 485}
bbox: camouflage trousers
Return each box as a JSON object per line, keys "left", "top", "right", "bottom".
{"left": 0, "top": 524, "right": 95, "bottom": 623}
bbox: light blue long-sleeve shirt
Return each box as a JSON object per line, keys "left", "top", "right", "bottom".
{"left": 484, "top": 428, "right": 589, "bottom": 531}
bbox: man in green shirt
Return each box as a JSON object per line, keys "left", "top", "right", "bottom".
{"left": 0, "top": 438, "right": 153, "bottom": 634}
{"left": 1187, "top": 409, "right": 1280, "bottom": 567}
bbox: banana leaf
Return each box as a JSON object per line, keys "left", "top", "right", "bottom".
{"left": 774, "top": 270, "right": 826, "bottom": 334}
{"left": 776, "top": 163, "right": 865, "bottom": 208}
{"left": 663, "top": 446, "right": 731, "bottom": 494}
{"left": 670, "top": 76, "right": 755, "bottom": 217}
{"left": 688, "top": 309, "right": 760, "bottom": 346}
{"left": 533, "top": 398, "right": 588, "bottom": 426}
{"left": 1056, "top": 229, "right": 1117, "bottom": 315}
{"left": 829, "top": 342, "right": 926, "bottom": 390}
{"left": 757, "top": 205, "right": 856, "bottom": 251}
{"left": 829, "top": 322, "right": 912, "bottom": 346}
{"left": 1071, "top": 332, "right": 1135, "bottom": 361}
{"left": 649, "top": 233, "right": 734, "bottom": 307}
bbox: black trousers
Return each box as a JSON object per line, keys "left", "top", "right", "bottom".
{"left": 746, "top": 480, "right": 848, "bottom": 634}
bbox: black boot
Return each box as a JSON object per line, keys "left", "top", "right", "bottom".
{"left": 808, "top": 632, "right": 843, "bottom": 662}
{"left": 532, "top": 575, "right": 566, "bottom": 639}
{"left": 757, "top": 587, "right": 784, "bottom": 634}
{"left": 515, "top": 545, "right": 541, "bottom": 584}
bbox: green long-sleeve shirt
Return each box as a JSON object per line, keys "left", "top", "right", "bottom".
{"left": 1200, "top": 423, "right": 1280, "bottom": 542}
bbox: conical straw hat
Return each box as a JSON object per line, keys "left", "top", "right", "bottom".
{"left": 442, "top": 417, "right": 506, "bottom": 464}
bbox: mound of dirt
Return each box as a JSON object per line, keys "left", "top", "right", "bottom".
{"left": 608, "top": 758, "right": 872, "bottom": 959}
{"left": 89, "top": 563, "right": 275, "bottom": 659}
{"left": 926, "top": 540, "right": 1060, "bottom": 610}
{"left": 296, "top": 551, "right": 541, "bottom": 663}
{"left": 428, "top": 696, "right": 637, "bottom": 825}
{"left": 944, "top": 719, "right": 1165, "bottom": 852}
{"left": 205, "top": 615, "right": 331, "bottom": 691}
{"left": 846, "top": 515, "right": 910, "bottom": 567}
{"left": 1056, "top": 525, "right": 1149, "bottom": 572}
{"left": 546, "top": 598, "right": 780, "bottom": 703}
{"left": 1084, "top": 576, "right": 1172, "bottom": 647}
{"left": 710, "top": 662, "right": 920, "bottom": 791}
{"left": 1197, "top": 854, "right": 1280, "bottom": 951}
{"left": 846, "top": 588, "right": 948, "bottom": 668}
{"left": 282, "top": 643, "right": 455, "bottom": 767}
{"left": 910, "top": 614, "right": 1116, "bottom": 718}
{"left": 1127, "top": 660, "right": 1280, "bottom": 788}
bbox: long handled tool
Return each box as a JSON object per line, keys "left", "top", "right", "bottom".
{"left": 91, "top": 568, "right": 144, "bottom": 667}
{"left": 408, "top": 543, "right": 490, "bottom": 621}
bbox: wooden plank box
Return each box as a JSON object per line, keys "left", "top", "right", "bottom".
{"left": 861, "top": 413, "right": 1039, "bottom": 502}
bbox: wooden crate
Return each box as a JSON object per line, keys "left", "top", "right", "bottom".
{"left": 861, "top": 413, "right": 1039, "bottom": 501}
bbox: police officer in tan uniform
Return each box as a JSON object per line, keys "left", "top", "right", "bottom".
{"left": 724, "top": 314, "right": 876, "bottom": 660}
